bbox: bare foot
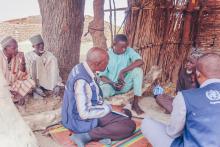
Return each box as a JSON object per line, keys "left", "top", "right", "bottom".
{"left": 12, "top": 92, "right": 25, "bottom": 105}
{"left": 122, "top": 108, "right": 132, "bottom": 118}
{"left": 131, "top": 96, "right": 144, "bottom": 115}
{"left": 165, "top": 110, "right": 171, "bottom": 114}
{"left": 131, "top": 102, "right": 144, "bottom": 115}
{"left": 53, "top": 86, "right": 60, "bottom": 97}
{"left": 18, "top": 97, "right": 25, "bottom": 105}
{"left": 35, "top": 87, "right": 46, "bottom": 97}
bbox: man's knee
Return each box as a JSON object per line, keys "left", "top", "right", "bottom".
{"left": 141, "top": 117, "right": 155, "bottom": 137}
{"left": 117, "top": 119, "right": 136, "bottom": 139}
{"left": 100, "top": 83, "right": 114, "bottom": 98}
{"left": 156, "top": 94, "right": 173, "bottom": 113}
{"left": 141, "top": 118, "right": 173, "bottom": 147}
{"left": 130, "top": 67, "right": 143, "bottom": 77}
{"left": 141, "top": 117, "right": 152, "bottom": 130}
{"left": 126, "top": 119, "right": 136, "bottom": 134}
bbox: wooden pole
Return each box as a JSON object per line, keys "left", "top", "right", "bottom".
{"left": 88, "top": 0, "right": 107, "bottom": 49}
{"left": 104, "top": 7, "right": 127, "bottom": 12}
{"left": 109, "top": 0, "right": 113, "bottom": 46}
{"left": 171, "top": 0, "right": 197, "bottom": 82}
{"left": 113, "top": 0, "right": 117, "bottom": 36}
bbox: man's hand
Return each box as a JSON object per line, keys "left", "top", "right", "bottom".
{"left": 11, "top": 91, "right": 26, "bottom": 105}
{"left": 17, "top": 52, "right": 26, "bottom": 72}
{"left": 111, "top": 82, "right": 124, "bottom": 91}
{"left": 53, "top": 86, "right": 60, "bottom": 97}
{"left": 107, "top": 104, "right": 112, "bottom": 112}
{"left": 17, "top": 52, "right": 25, "bottom": 64}
{"left": 117, "top": 59, "right": 144, "bottom": 83}
{"left": 100, "top": 76, "right": 124, "bottom": 91}
{"left": 118, "top": 70, "right": 125, "bottom": 83}
{"left": 122, "top": 108, "right": 132, "bottom": 118}
{"left": 18, "top": 97, "right": 25, "bottom": 105}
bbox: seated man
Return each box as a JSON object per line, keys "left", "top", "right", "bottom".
{"left": 176, "top": 50, "right": 200, "bottom": 92}
{"left": 25, "top": 34, "right": 63, "bottom": 97}
{"left": 155, "top": 50, "right": 201, "bottom": 113}
{"left": 141, "top": 53, "right": 220, "bottom": 147}
{"left": 61, "top": 47, "right": 136, "bottom": 147}
{"left": 0, "top": 36, "right": 35, "bottom": 105}
{"left": 99, "top": 34, "right": 144, "bottom": 115}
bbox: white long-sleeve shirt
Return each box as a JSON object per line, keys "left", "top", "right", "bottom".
{"left": 166, "top": 79, "right": 220, "bottom": 138}
{"left": 74, "top": 62, "right": 111, "bottom": 120}
{"left": 25, "top": 51, "right": 63, "bottom": 90}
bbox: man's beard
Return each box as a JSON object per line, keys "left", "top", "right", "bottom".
{"left": 39, "top": 50, "right": 45, "bottom": 54}
{"left": 186, "top": 69, "right": 193, "bottom": 74}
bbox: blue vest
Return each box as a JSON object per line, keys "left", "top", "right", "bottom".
{"left": 61, "top": 63, "right": 101, "bottom": 133}
{"left": 171, "top": 83, "right": 220, "bottom": 147}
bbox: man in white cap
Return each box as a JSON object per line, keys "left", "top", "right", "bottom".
{"left": 25, "top": 34, "right": 63, "bottom": 97}
{"left": 0, "top": 36, "right": 35, "bottom": 105}
{"left": 155, "top": 48, "right": 202, "bottom": 113}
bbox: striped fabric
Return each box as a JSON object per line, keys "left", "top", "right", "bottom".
{"left": 48, "top": 119, "right": 152, "bottom": 147}
{"left": 109, "top": 127, "right": 151, "bottom": 147}
{"left": 11, "top": 79, "right": 35, "bottom": 97}
{"left": 0, "top": 50, "right": 35, "bottom": 97}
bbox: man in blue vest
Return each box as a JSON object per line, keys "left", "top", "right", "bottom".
{"left": 141, "top": 53, "right": 220, "bottom": 147}
{"left": 61, "top": 47, "right": 136, "bottom": 147}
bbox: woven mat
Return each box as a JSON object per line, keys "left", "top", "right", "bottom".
{"left": 48, "top": 119, "right": 152, "bottom": 147}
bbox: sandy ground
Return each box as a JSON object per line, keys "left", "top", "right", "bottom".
{"left": 17, "top": 97, "right": 63, "bottom": 147}
{"left": 31, "top": 96, "right": 170, "bottom": 147}
{"left": 35, "top": 132, "right": 61, "bottom": 147}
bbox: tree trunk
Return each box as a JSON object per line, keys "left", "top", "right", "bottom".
{"left": 125, "top": 0, "right": 195, "bottom": 83}
{"left": 38, "top": 0, "right": 85, "bottom": 81}
{"left": 88, "top": 0, "right": 107, "bottom": 49}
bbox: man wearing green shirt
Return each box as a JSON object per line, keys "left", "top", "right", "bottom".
{"left": 99, "top": 34, "right": 144, "bottom": 115}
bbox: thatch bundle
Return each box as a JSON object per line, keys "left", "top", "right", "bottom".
{"left": 125, "top": 0, "right": 192, "bottom": 82}
{"left": 124, "top": 0, "right": 220, "bottom": 82}
{"left": 195, "top": 0, "right": 220, "bottom": 54}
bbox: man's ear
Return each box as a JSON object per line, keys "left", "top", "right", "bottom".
{"left": 3, "top": 47, "right": 7, "bottom": 51}
{"left": 196, "top": 70, "right": 202, "bottom": 83}
{"left": 96, "top": 62, "right": 102, "bottom": 66}
{"left": 196, "top": 70, "right": 201, "bottom": 77}
{"left": 113, "top": 41, "right": 116, "bottom": 46}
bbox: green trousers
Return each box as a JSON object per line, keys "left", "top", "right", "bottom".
{"left": 100, "top": 68, "right": 143, "bottom": 98}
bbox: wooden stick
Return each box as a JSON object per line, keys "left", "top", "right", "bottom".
{"left": 109, "top": 0, "right": 113, "bottom": 46}
{"left": 113, "top": 0, "right": 117, "bottom": 36}
{"left": 104, "top": 7, "right": 127, "bottom": 12}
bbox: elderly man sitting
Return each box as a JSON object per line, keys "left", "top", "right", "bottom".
{"left": 99, "top": 34, "right": 144, "bottom": 115}
{"left": 61, "top": 47, "right": 136, "bottom": 147}
{"left": 25, "top": 34, "right": 63, "bottom": 97}
{"left": 155, "top": 49, "right": 201, "bottom": 113}
{"left": 141, "top": 53, "right": 220, "bottom": 147}
{"left": 0, "top": 36, "right": 35, "bottom": 105}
